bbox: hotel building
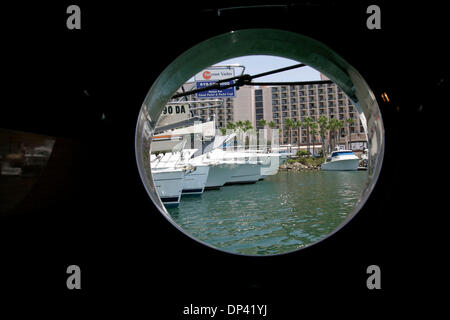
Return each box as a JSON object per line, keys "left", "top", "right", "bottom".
{"left": 172, "top": 76, "right": 367, "bottom": 150}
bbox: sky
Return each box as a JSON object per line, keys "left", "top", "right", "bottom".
{"left": 188, "top": 55, "right": 321, "bottom": 83}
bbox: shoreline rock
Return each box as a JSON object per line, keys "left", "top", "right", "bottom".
{"left": 280, "top": 161, "right": 321, "bottom": 171}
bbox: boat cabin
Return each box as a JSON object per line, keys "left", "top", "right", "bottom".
{"left": 325, "top": 150, "right": 356, "bottom": 163}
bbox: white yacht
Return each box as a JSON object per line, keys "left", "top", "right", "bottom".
{"left": 259, "top": 153, "right": 282, "bottom": 178}
{"left": 178, "top": 149, "right": 210, "bottom": 195}
{"left": 207, "top": 149, "right": 263, "bottom": 185}
{"left": 151, "top": 154, "right": 187, "bottom": 207}
{"left": 153, "top": 150, "right": 210, "bottom": 196}
{"left": 190, "top": 154, "right": 236, "bottom": 189}
{"left": 321, "top": 150, "right": 360, "bottom": 171}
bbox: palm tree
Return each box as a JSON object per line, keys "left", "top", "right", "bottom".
{"left": 335, "top": 119, "right": 345, "bottom": 149}
{"left": 243, "top": 120, "right": 253, "bottom": 132}
{"left": 284, "top": 118, "right": 294, "bottom": 153}
{"left": 294, "top": 120, "right": 302, "bottom": 151}
{"left": 309, "top": 122, "right": 318, "bottom": 156}
{"left": 267, "top": 121, "right": 277, "bottom": 149}
{"left": 257, "top": 119, "right": 268, "bottom": 150}
{"left": 258, "top": 119, "right": 267, "bottom": 128}
{"left": 226, "top": 121, "right": 236, "bottom": 132}
{"left": 235, "top": 120, "right": 244, "bottom": 131}
{"left": 346, "top": 118, "right": 355, "bottom": 150}
{"left": 317, "top": 115, "right": 328, "bottom": 156}
{"left": 303, "top": 117, "right": 314, "bottom": 155}
{"left": 328, "top": 118, "right": 338, "bottom": 152}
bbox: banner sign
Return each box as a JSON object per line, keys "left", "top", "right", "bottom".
{"left": 194, "top": 67, "right": 236, "bottom": 98}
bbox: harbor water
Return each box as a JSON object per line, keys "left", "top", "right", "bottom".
{"left": 167, "top": 170, "right": 368, "bottom": 255}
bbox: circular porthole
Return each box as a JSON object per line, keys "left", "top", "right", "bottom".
{"left": 135, "top": 29, "right": 384, "bottom": 256}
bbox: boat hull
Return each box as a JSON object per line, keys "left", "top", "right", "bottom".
{"left": 182, "top": 165, "right": 209, "bottom": 195}
{"left": 152, "top": 169, "right": 185, "bottom": 207}
{"left": 205, "top": 163, "right": 236, "bottom": 189}
{"left": 225, "top": 163, "right": 261, "bottom": 185}
{"left": 321, "top": 159, "right": 359, "bottom": 171}
{"left": 260, "top": 155, "right": 281, "bottom": 177}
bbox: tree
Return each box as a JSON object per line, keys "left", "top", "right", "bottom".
{"left": 335, "top": 119, "right": 345, "bottom": 149}
{"left": 328, "top": 118, "right": 338, "bottom": 152}
{"left": 243, "top": 120, "right": 253, "bottom": 132}
{"left": 235, "top": 120, "right": 244, "bottom": 131}
{"left": 309, "top": 122, "right": 318, "bottom": 156}
{"left": 303, "top": 117, "right": 314, "bottom": 155}
{"left": 258, "top": 119, "right": 267, "bottom": 128}
{"left": 346, "top": 118, "right": 355, "bottom": 150}
{"left": 294, "top": 120, "right": 302, "bottom": 149}
{"left": 267, "top": 121, "right": 277, "bottom": 149}
{"left": 317, "top": 115, "right": 328, "bottom": 156}
{"left": 226, "top": 121, "right": 235, "bottom": 131}
{"left": 284, "top": 118, "right": 294, "bottom": 153}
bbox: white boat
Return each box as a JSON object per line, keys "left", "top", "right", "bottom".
{"left": 260, "top": 153, "right": 282, "bottom": 177}
{"left": 153, "top": 150, "right": 210, "bottom": 197}
{"left": 181, "top": 165, "right": 209, "bottom": 195}
{"left": 151, "top": 166, "right": 186, "bottom": 207}
{"left": 321, "top": 150, "right": 360, "bottom": 171}
{"left": 207, "top": 149, "right": 263, "bottom": 185}
{"left": 204, "top": 162, "right": 237, "bottom": 189}
{"left": 190, "top": 154, "right": 236, "bottom": 189}
{"left": 225, "top": 162, "right": 261, "bottom": 184}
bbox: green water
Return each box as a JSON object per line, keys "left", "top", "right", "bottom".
{"left": 167, "top": 170, "right": 368, "bottom": 255}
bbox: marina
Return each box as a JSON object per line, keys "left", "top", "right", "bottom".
{"left": 142, "top": 58, "right": 371, "bottom": 254}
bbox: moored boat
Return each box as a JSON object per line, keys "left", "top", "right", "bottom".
{"left": 321, "top": 150, "right": 359, "bottom": 171}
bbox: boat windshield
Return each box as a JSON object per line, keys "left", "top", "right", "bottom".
{"left": 332, "top": 151, "right": 354, "bottom": 157}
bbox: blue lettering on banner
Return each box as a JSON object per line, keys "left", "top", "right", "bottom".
{"left": 196, "top": 80, "right": 236, "bottom": 98}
